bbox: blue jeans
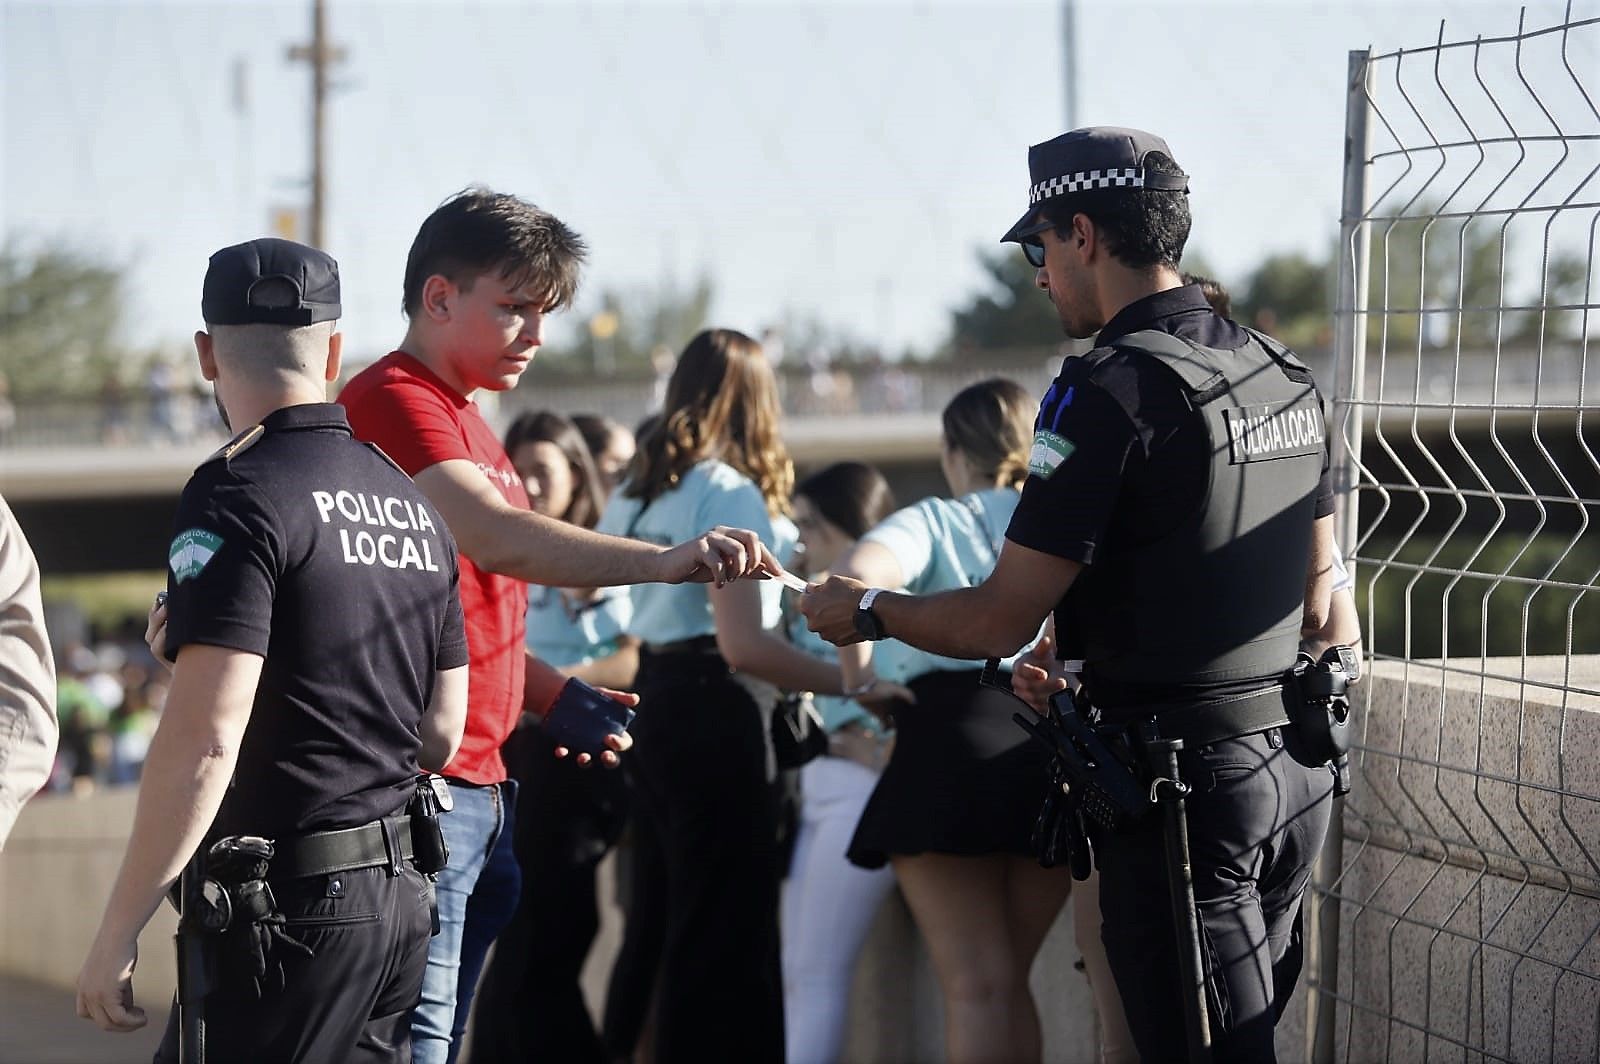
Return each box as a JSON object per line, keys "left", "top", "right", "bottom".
{"left": 410, "top": 779, "right": 521, "bottom": 1064}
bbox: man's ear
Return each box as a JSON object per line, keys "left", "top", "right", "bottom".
{"left": 1072, "top": 212, "right": 1098, "bottom": 261}
{"left": 420, "top": 274, "right": 455, "bottom": 323}
{"left": 325, "top": 330, "right": 343, "bottom": 383}
{"left": 194, "top": 330, "right": 218, "bottom": 382}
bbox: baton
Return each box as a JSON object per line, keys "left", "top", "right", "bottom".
{"left": 1141, "top": 723, "right": 1212, "bottom": 1064}
{"left": 174, "top": 847, "right": 209, "bottom": 1064}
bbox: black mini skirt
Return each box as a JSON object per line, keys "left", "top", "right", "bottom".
{"left": 846, "top": 668, "right": 1052, "bottom": 869}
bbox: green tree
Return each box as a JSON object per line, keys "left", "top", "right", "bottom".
{"left": 537, "top": 275, "right": 714, "bottom": 377}
{"left": 1236, "top": 249, "right": 1335, "bottom": 351}
{"left": 0, "top": 244, "right": 128, "bottom": 398}
{"left": 945, "top": 249, "right": 1064, "bottom": 356}
{"left": 1510, "top": 250, "right": 1592, "bottom": 344}
{"left": 1364, "top": 211, "right": 1509, "bottom": 350}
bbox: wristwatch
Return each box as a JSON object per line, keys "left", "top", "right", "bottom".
{"left": 853, "top": 587, "right": 888, "bottom": 641}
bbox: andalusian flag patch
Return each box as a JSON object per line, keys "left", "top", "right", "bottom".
{"left": 1028, "top": 430, "right": 1075, "bottom": 479}
{"left": 169, "top": 529, "right": 223, "bottom": 583}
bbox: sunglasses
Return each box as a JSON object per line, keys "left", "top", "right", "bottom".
{"left": 1015, "top": 220, "right": 1055, "bottom": 269}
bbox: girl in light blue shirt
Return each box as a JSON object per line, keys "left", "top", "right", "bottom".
{"left": 595, "top": 329, "right": 900, "bottom": 1062}
{"left": 831, "top": 379, "right": 1070, "bottom": 1064}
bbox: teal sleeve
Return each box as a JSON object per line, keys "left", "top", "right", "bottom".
{"left": 694, "top": 477, "right": 774, "bottom": 545}
{"left": 861, "top": 501, "right": 936, "bottom": 589}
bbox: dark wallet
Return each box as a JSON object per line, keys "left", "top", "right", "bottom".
{"left": 541, "top": 677, "right": 636, "bottom": 755}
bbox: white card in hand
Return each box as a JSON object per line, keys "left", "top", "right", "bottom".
{"left": 772, "top": 569, "right": 808, "bottom": 592}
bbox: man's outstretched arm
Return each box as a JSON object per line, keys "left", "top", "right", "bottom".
{"left": 802, "top": 539, "right": 1081, "bottom": 661}
{"left": 415, "top": 460, "right": 778, "bottom": 588}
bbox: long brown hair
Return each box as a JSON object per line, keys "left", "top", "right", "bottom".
{"left": 942, "top": 378, "right": 1034, "bottom": 489}
{"left": 624, "top": 328, "right": 793, "bottom": 516}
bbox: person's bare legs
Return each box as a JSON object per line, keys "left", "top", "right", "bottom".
{"left": 1071, "top": 867, "right": 1137, "bottom": 1064}
{"left": 1002, "top": 856, "right": 1073, "bottom": 1062}
{"left": 893, "top": 853, "right": 1068, "bottom": 1064}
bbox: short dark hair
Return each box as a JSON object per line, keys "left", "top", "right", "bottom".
{"left": 1039, "top": 152, "right": 1190, "bottom": 270}
{"left": 571, "top": 413, "right": 627, "bottom": 461}
{"left": 403, "top": 188, "right": 586, "bottom": 316}
{"left": 795, "top": 462, "right": 897, "bottom": 541}
{"left": 1182, "top": 273, "right": 1232, "bottom": 317}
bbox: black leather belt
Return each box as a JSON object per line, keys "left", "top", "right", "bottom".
{"left": 271, "top": 815, "right": 415, "bottom": 879}
{"left": 1103, "top": 684, "right": 1294, "bottom": 749}
{"left": 643, "top": 634, "right": 721, "bottom": 657}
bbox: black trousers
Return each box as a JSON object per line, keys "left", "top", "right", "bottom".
{"left": 1096, "top": 728, "right": 1334, "bottom": 1064}
{"left": 155, "top": 863, "right": 433, "bottom": 1064}
{"left": 601, "top": 768, "right": 668, "bottom": 1060}
{"left": 469, "top": 725, "right": 629, "bottom": 1064}
{"left": 623, "top": 650, "right": 785, "bottom": 1064}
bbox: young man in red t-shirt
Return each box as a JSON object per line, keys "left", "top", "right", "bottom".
{"left": 340, "top": 189, "right": 777, "bottom": 1064}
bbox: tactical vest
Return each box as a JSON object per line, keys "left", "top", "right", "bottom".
{"left": 1068, "top": 328, "right": 1325, "bottom": 704}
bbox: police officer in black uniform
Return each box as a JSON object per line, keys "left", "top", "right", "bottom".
{"left": 75, "top": 237, "right": 470, "bottom": 1063}
{"left": 802, "top": 128, "right": 1338, "bottom": 1062}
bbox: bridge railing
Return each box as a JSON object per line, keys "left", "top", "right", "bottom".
{"left": 0, "top": 357, "right": 1067, "bottom": 453}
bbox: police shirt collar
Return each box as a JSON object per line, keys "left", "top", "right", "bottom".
{"left": 258, "top": 403, "right": 354, "bottom": 435}
{"left": 1095, "top": 284, "right": 1212, "bottom": 348}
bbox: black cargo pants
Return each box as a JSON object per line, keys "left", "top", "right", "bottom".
{"left": 154, "top": 863, "right": 433, "bottom": 1064}
{"left": 1096, "top": 728, "right": 1335, "bottom": 1063}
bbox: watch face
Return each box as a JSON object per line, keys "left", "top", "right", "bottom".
{"left": 853, "top": 605, "right": 883, "bottom": 641}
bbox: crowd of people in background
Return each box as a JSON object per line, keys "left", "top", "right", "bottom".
{"left": 43, "top": 625, "right": 168, "bottom": 792}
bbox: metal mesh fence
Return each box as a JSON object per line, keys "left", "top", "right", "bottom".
{"left": 1312, "top": 6, "right": 1600, "bottom": 1061}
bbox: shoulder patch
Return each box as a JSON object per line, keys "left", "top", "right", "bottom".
{"left": 1028, "top": 429, "right": 1076, "bottom": 480}
{"left": 201, "top": 424, "right": 265, "bottom": 467}
{"left": 169, "top": 529, "right": 224, "bottom": 583}
{"left": 361, "top": 440, "right": 407, "bottom": 476}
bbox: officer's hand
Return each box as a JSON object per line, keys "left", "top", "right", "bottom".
{"left": 145, "top": 594, "right": 174, "bottom": 670}
{"left": 659, "top": 527, "right": 774, "bottom": 587}
{"left": 799, "top": 575, "right": 869, "bottom": 646}
{"left": 75, "top": 937, "right": 146, "bottom": 1033}
{"left": 552, "top": 688, "right": 638, "bottom": 768}
{"left": 1012, "top": 635, "right": 1068, "bottom": 715}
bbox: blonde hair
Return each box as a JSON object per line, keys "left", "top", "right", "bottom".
{"left": 942, "top": 378, "right": 1034, "bottom": 489}
{"left": 625, "top": 329, "right": 794, "bottom": 516}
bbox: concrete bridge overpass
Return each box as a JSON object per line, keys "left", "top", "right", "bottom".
{"left": 1, "top": 347, "right": 1594, "bottom": 573}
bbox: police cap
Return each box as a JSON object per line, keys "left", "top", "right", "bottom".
{"left": 202, "top": 238, "right": 341, "bottom": 327}
{"left": 999, "top": 126, "right": 1189, "bottom": 244}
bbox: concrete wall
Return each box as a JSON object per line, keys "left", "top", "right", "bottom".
{"left": 1318, "top": 656, "right": 1600, "bottom": 1063}
{"left": 2, "top": 789, "right": 1105, "bottom": 1062}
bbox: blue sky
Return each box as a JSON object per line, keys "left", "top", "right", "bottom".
{"left": 1, "top": 0, "right": 1589, "bottom": 366}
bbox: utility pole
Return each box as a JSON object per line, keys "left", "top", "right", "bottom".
{"left": 287, "top": 0, "right": 346, "bottom": 249}
{"left": 1061, "top": 0, "right": 1079, "bottom": 130}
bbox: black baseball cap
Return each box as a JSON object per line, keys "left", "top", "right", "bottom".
{"left": 201, "top": 238, "right": 341, "bottom": 326}
{"left": 999, "top": 126, "right": 1189, "bottom": 244}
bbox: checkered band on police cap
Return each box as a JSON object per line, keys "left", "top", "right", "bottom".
{"left": 1001, "top": 126, "right": 1188, "bottom": 244}
{"left": 1029, "top": 167, "right": 1147, "bottom": 204}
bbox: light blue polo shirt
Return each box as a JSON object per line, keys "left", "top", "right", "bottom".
{"left": 596, "top": 459, "right": 782, "bottom": 645}
{"left": 524, "top": 585, "right": 632, "bottom": 669}
{"left": 862, "top": 486, "right": 1039, "bottom": 685}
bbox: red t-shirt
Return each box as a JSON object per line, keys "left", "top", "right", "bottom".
{"left": 339, "top": 351, "right": 529, "bottom": 785}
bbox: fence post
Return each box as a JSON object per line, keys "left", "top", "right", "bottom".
{"left": 1306, "top": 46, "right": 1373, "bottom": 1064}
